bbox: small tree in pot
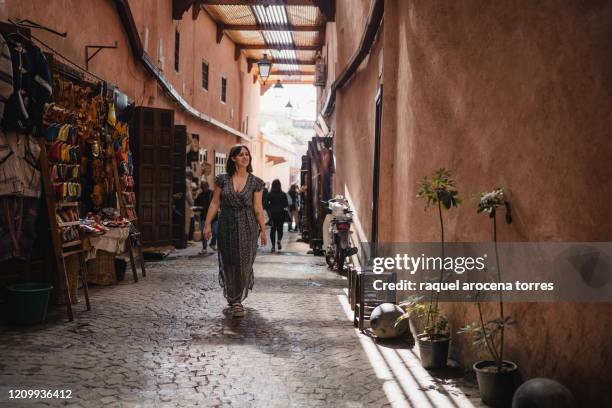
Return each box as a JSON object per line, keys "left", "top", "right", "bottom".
{"left": 459, "top": 187, "right": 520, "bottom": 407}
{"left": 396, "top": 297, "right": 450, "bottom": 368}
{"left": 396, "top": 168, "right": 460, "bottom": 369}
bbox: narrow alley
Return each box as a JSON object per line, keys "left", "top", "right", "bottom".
{"left": 0, "top": 233, "right": 482, "bottom": 408}
{"left": 0, "top": 1, "right": 609, "bottom": 406}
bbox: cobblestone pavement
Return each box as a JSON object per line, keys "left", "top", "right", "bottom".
{"left": 0, "top": 231, "right": 483, "bottom": 408}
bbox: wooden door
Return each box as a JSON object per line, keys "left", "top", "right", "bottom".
{"left": 172, "top": 125, "right": 187, "bottom": 249}
{"left": 132, "top": 107, "right": 174, "bottom": 248}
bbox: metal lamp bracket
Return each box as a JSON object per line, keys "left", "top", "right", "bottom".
{"left": 85, "top": 41, "right": 118, "bottom": 70}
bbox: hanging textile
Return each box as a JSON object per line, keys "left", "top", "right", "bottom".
{"left": 0, "top": 32, "right": 52, "bottom": 135}
{"left": 0, "top": 34, "right": 14, "bottom": 119}
{"left": 0, "top": 33, "right": 51, "bottom": 262}
{"left": 0, "top": 195, "right": 40, "bottom": 262}
{"left": 0, "top": 129, "right": 41, "bottom": 197}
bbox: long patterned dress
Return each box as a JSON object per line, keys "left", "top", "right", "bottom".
{"left": 215, "top": 172, "right": 264, "bottom": 304}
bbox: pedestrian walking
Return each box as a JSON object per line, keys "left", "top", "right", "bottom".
{"left": 195, "top": 180, "right": 217, "bottom": 255}
{"left": 204, "top": 144, "right": 266, "bottom": 318}
{"left": 185, "top": 172, "right": 196, "bottom": 243}
{"left": 266, "top": 179, "right": 289, "bottom": 253}
{"left": 288, "top": 184, "right": 299, "bottom": 232}
{"left": 262, "top": 182, "right": 271, "bottom": 226}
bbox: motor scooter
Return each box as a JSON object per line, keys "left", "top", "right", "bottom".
{"left": 322, "top": 195, "right": 358, "bottom": 273}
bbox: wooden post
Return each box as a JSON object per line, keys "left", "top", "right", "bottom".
{"left": 38, "top": 141, "right": 74, "bottom": 321}
{"left": 111, "top": 138, "right": 146, "bottom": 281}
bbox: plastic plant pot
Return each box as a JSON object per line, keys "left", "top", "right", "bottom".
{"left": 473, "top": 360, "right": 520, "bottom": 407}
{"left": 6, "top": 283, "right": 53, "bottom": 325}
{"left": 417, "top": 333, "right": 450, "bottom": 369}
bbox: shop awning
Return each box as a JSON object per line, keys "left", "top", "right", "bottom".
{"left": 266, "top": 154, "right": 287, "bottom": 165}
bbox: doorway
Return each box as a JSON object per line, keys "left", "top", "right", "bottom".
{"left": 371, "top": 86, "right": 383, "bottom": 244}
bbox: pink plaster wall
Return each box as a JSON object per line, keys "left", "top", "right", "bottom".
{"left": 333, "top": 35, "right": 383, "bottom": 241}
{"left": 324, "top": 0, "right": 386, "bottom": 242}
{"left": 333, "top": 0, "right": 373, "bottom": 74}
{"left": 0, "top": 0, "right": 261, "bottom": 182}
{"left": 328, "top": 0, "right": 612, "bottom": 404}
{"left": 385, "top": 3, "right": 612, "bottom": 402}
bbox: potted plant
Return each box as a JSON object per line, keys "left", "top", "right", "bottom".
{"left": 396, "top": 168, "right": 460, "bottom": 369}
{"left": 397, "top": 297, "right": 450, "bottom": 368}
{"left": 459, "top": 187, "right": 519, "bottom": 407}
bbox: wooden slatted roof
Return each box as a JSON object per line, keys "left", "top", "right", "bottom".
{"left": 173, "top": 0, "right": 334, "bottom": 84}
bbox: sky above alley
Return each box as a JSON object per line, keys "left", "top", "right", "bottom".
{"left": 261, "top": 84, "right": 317, "bottom": 121}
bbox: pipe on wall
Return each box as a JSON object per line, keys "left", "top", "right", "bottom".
{"left": 320, "top": 0, "right": 384, "bottom": 120}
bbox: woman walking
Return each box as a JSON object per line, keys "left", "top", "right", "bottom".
{"left": 204, "top": 145, "right": 266, "bottom": 318}
{"left": 266, "top": 179, "right": 288, "bottom": 252}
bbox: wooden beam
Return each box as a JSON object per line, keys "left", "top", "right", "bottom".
{"left": 220, "top": 23, "right": 324, "bottom": 32}
{"left": 172, "top": 0, "right": 194, "bottom": 20}
{"left": 237, "top": 44, "right": 320, "bottom": 51}
{"left": 267, "top": 79, "right": 313, "bottom": 84}
{"left": 269, "top": 70, "right": 315, "bottom": 76}
{"left": 260, "top": 79, "right": 313, "bottom": 93}
{"left": 313, "top": 0, "right": 335, "bottom": 21}
{"left": 259, "top": 78, "right": 313, "bottom": 91}
{"left": 234, "top": 45, "right": 242, "bottom": 61}
{"left": 200, "top": 0, "right": 316, "bottom": 5}
{"left": 216, "top": 25, "right": 224, "bottom": 43}
{"left": 192, "top": 0, "right": 203, "bottom": 19}
{"left": 247, "top": 57, "right": 316, "bottom": 67}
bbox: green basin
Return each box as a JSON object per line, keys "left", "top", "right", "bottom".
{"left": 5, "top": 283, "right": 53, "bottom": 325}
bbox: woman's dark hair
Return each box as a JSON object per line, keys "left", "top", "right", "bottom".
{"left": 226, "top": 144, "right": 253, "bottom": 175}
{"left": 270, "top": 179, "right": 282, "bottom": 193}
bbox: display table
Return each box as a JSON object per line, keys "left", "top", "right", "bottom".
{"left": 86, "top": 226, "right": 130, "bottom": 258}
{"left": 82, "top": 225, "right": 130, "bottom": 285}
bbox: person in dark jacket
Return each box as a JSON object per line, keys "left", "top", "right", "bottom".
{"left": 298, "top": 185, "right": 307, "bottom": 233}
{"left": 266, "top": 179, "right": 288, "bottom": 252}
{"left": 288, "top": 184, "right": 299, "bottom": 232}
{"left": 195, "top": 180, "right": 217, "bottom": 254}
{"left": 262, "top": 182, "right": 271, "bottom": 226}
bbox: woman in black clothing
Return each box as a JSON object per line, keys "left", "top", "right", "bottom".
{"left": 266, "top": 179, "right": 288, "bottom": 252}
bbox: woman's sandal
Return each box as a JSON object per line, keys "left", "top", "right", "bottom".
{"left": 232, "top": 303, "right": 245, "bottom": 318}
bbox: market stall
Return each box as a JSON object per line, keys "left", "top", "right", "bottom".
{"left": 0, "top": 20, "right": 145, "bottom": 323}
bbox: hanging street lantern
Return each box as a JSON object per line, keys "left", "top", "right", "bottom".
{"left": 257, "top": 54, "right": 272, "bottom": 83}
{"left": 273, "top": 79, "right": 284, "bottom": 98}
{"left": 285, "top": 100, "right": 294, "bottom": 118}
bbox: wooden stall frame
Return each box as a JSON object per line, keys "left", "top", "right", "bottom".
{"left": 111, "top": 150, "right": 146, "bottom": 281}
{"left": 39, "top": 141, "right": 91, "bottom": 321}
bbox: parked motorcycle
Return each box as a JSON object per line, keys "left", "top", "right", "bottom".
{"left": 322, "top": 195, "right": 358, "bottom": 273}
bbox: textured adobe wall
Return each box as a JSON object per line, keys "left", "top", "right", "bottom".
{"left": 333, "top": 0, "right": 374, "bottom": 74}
{"left": 382, "top": 1, "right": 612, "bottom": 404}
{"left": 0, "top": 0, "right": 260, "bottom": 181}
{"left": 331, "top": 1, "right": 384, "bottom": 242}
